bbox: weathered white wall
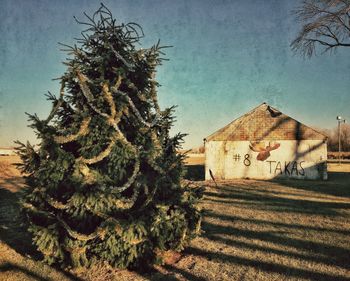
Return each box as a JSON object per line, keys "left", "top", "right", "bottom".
{"left": 205, "top": 140, "right": 327, "bottom": 180}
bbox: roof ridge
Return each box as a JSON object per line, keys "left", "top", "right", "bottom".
{"left": 272, "top": 108, "right": 327, "bottom": 139}
{"left": 204, "top": 103, "right": 327, "bottom": 141}
{"left": 266, "top": 104, "right": 327, "bottom": 138}
{"left": 204, "top": 103, "right": 267, "bottom": 141}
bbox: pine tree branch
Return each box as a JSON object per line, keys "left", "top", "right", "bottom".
{"left": 70, "top": 71, "right": 142, "bottom": 190}
{"left": 114, "top": 182, "right": 141, "bottom": 209}
{"left": 78, "top": 132, "right": 118, "bottom": 164}
{"left": 103, "top": 84, "right": 116, "bottom": 119}
{"left": 111, "top": 88, "right": 160, "bottom": 128}
{"left": 54, "top": 117, "right": 91, "bottom": 144}
{"left": 76, "top": 70, "right": 110, "bottom": 119}
{"left": 110, "top": 44, "right": 135, "bottom": 70}
{"left": 57, "top": 217, "right": 101, "bottom": 241}
{"left": 45, "top": 80, "right": 66, "bottom": 124}
{"left": 22, "top": 202, "right": 55, "bottom": 218}
{"left": 46, "top": 197, "right": 70, "bottom": 210}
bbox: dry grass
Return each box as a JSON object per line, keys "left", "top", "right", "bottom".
{"left": 1, "top": 155, "right": 350, "bottom": 280}
{"left": 0, "top": 155, "right": 24, "bottom": 192}
{"left": 191, "top": 179, "right": 350, "bottom": 281}
{"left": 328, "top": 162, "right": 350, "bottom": 173}
{"left": 184, "top": 153, "right": 205, "bottom": 166}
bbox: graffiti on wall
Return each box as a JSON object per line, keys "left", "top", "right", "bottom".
{"left": 234, "top": 153, "right": 306, "bottom": 176}
{"left": 249, "top": 141, "right": 280, "bottom": 161}
{"left": 266, "top": 160, "right": 305, "bottom": 176}
{"left": 232, "top": 142, "right": 306, "bottom": 176}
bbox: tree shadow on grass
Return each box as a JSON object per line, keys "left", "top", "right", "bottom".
{"left": 0, "top": 187, "right": 82, "bottom": 281}
{"left": 140, "top": 264, "right": 206, "bottom": 281}
{"left": 270, "top": 171, "right": 350, "bottom": 198}
{"left": 184, "top": 165, "right": 205, "bottom": 181}
{"left": 196, "top": 182, "right": 350, "bottom": 280}
{"left": 162, "top": 264, "right": 206, "bottom": 281}
{"left": 0, "top": 187, "right": 37, "bottom": 257}
{"left": 0, "top": 262, "right": 50, "bottom": 281}
{"left": 203, "top": 186, "right": 350, "bottom": 216}
{"left": 206, "top": 212, "right": 350, "bottom": 236}
{"left": 0, "top": 262, "right": 82, "bottom": 281}
{"left": 201, "top": 220, "right": 350, "bottom": 270}
{"left": 185, "top": 247, "right": 350, "bottom": 281}
{"left": 0, "top": 176, "right": 25, "bottom": 192}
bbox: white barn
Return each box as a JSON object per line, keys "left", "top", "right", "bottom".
{"left": 204, "top": 103, "right": 327, "bottom": 180}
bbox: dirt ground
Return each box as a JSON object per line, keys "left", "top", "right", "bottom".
{"left": 1, "top": 155, "right": 350, "bottom": 281}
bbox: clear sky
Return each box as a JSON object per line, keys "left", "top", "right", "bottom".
{"left": 0, "top": 0, "right": 349, "bottom": 149}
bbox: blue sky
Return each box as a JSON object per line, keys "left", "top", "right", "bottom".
{"left": 0, "top": 0, "right": 349, "bottom": 149}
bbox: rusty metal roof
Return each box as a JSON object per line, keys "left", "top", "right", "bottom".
{"left": 205, "top": 103, "right": 327, "bottom": 141}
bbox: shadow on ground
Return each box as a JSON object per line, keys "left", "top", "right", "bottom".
{"left": 0, "top": 187, "right": 37, "bottom": 257}
{"left": 184, "top": 165, "right": 205, "bottom": 181}
{"left": 0, "top": 186, "right": 83, "bottom": 281}
{"left": 181, "top": 163, "right": 350, "bottom": 280}
{"left": 186, "top": 178, "right": 349, "bottom": 280}
{"left": 0, "top": 263, "right": 50, "bottom": 281}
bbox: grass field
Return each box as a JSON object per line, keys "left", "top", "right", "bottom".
{"left": 0, "top": 155, "right": 349, "bottom": 280}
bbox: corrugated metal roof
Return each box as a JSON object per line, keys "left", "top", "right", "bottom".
{"left": 205, "top": 103, "right": 327, "bottom": 141}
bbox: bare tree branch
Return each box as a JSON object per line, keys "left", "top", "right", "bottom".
{"left": 291, "top": 0, "right": 350, "bottom": 57}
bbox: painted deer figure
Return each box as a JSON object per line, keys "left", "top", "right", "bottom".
{"left": 249, "top": 141, "right": 280, "bottom": 161}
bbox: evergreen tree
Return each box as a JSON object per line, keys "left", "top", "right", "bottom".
{"left": 15, "top": 4, "right": 203, "bottom": 269}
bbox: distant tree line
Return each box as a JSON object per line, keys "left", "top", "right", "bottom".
{"left": 320, "top": 124, "right": 350, "bottom": 152}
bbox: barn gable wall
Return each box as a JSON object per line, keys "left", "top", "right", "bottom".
{"left": 205, "top": 103, "right": 327, "bottom": 142}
